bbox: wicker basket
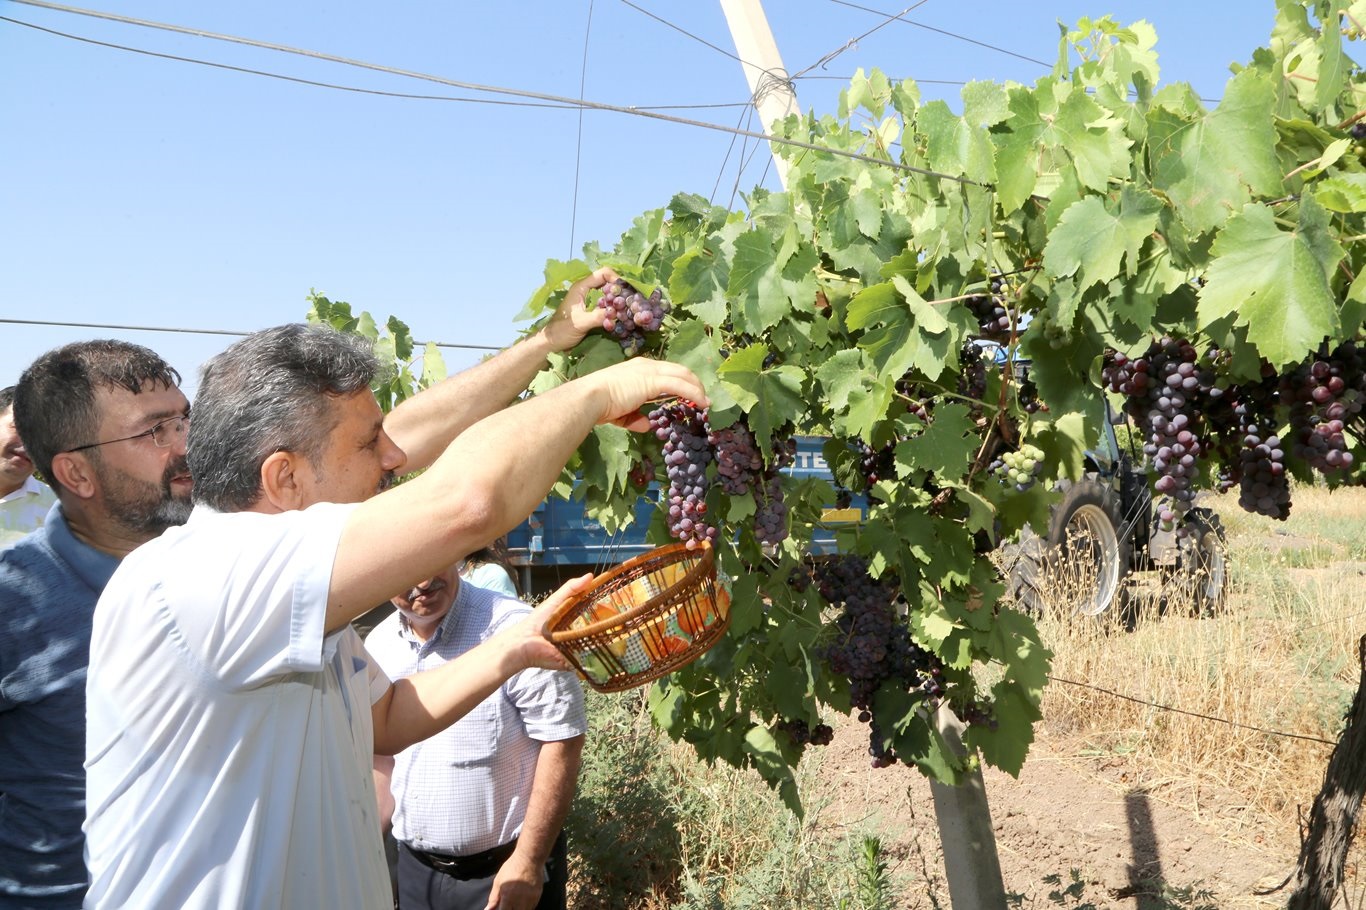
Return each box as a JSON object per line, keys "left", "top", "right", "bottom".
{"left": 547, "top": 541, "right": 730, "bottom": 692}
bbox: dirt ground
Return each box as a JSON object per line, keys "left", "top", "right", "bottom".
{"left": 808, "top": 717, "right": 1313, "bottom": 909}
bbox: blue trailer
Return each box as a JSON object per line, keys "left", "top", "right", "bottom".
{"left": 505, "top": 435, "right": 861, "bottom": 595}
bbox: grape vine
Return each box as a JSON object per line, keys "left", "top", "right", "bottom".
{"left": 514, "top": 3, "right": 1365, "bottom": 814}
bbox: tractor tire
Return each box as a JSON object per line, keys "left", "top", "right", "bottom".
{"left": 1161, "top": 508, "right": 1229, "bottom": 616}
{"left": 1004, "top": 477, "right": 1132, "bottom": 620}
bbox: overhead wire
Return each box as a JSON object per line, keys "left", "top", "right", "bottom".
{"left": 618, "top": 0, "right": 749, "bottom": 69}
{"left": 0, "top": 317, "right": 504, "bottom": 353}
{"left": 0, "top": 15, "right": 749, "bottom": 112}
{"left": 792, "top": 0, "right": 933, "bottom": 80}
{"left": 5, "top": 0, "right": 983, "bottom": 185}
{"left": 570, "top": 0, "right": 596, "bottom": 259}
{"left": 824, "top": 0, "right": 1052, "bottom": 69}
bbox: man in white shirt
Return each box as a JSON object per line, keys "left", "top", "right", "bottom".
{"left": 0, "top": 385, "right": 57, "bottom": 547}
{"left": 83, "top": 269, "right": 707, "bottom": 910}
{"left": 370, "top": 566, "right": 584, "bottom": 910}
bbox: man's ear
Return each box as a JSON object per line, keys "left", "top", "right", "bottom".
{"left": 48, "top": 452, "right": 97, "bottom": 500}
{"left": 259, "top": 450, "right": 306, "bottom": 511}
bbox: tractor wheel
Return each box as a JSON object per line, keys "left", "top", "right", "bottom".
{"left": 1004, "top": 477, "right": 1132, "bottom": 620}
{"left": 1162, "top": 508, "right": 1229, "bottom": 616}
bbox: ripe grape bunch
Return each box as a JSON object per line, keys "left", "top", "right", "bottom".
{"left": 775, "top": 717, "right": 834, "bottom": 749}
{"left": 1103, "top": 338, "right": 1211, "bottom": 528}
{"left": 965, "top": 273, "right": 1013, "bottom": 340}
{"left": 598, "top": 278, "right": 670, "bottom": 356}
{"left": 814, "top": 556, "right": 941, "bottom": 768}
{"left": 648, "top": 400, "right": 717, "bottom": 549}
{"left": 709, "top": 421, "right": 791, "bottom": 546}
{"left": 627, "top": 454, "right": 655, "bottom": 489}
{"left": 1287, "top": 344, "right": 1363, "bottom": 474}
{"left": 990, "top": 443, "right": 1045, "bottom": 492}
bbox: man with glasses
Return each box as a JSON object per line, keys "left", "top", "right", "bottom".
{"left": 0, "top": 385, "right": 58, "bottom": 547}
{"left": 82, "top": 270, "right": 707, "bottom": 909}
{"left": 0, "top": 340, "right": 190, "bottom": 909}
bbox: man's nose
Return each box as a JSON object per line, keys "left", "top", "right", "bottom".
{"left": 380, "top": 430, "right": 406, "bottom": 474}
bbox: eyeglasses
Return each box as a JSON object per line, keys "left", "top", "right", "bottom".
{"left": 66, "top": 415, "right": 191, "bottom": 453}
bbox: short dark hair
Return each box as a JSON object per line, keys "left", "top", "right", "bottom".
{"left": 189, "top": 323, "right": 379, "bottom": 511}
{"left": 0, "top": 386, "right": 14, "bottom": 413}
{"left": 14, "top": 341, "right": 181, "bottom": 484}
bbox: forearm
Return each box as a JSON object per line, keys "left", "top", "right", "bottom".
{"left": 371, "top": 640, "right": 521, "bottom": 755}
{"left": 331, "top": 381, "right": 603, "bottom": 629}
{"left": 511, "top": 736, "right": 584, "bottom": 866}
{"left": 383, "top": 331, "right": 559, "bottom": 472}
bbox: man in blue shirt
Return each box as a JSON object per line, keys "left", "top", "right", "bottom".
{"left": 0, "top": 340, "right": 192, "bottom": 909}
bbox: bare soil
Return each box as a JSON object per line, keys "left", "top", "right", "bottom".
{"left": 809, "top": 717, "right": 1311, "bottom": 909}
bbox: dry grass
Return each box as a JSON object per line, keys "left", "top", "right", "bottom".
{"left": 1032, "top": 484, "right": 1366, "bottom": 857}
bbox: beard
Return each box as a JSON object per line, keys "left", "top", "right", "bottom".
{"left": 96, "top": 454, "right": 194, "bottom": 540}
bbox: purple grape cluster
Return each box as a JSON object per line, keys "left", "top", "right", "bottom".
{"left": 628, "top": 454, "right": 655, "bottom": 489}
{"left": 598, "top": 278, "right": 670, "bottom": 356}
{"left": 648, "top": 401, "right": 716, "bottom": 549}
{"left": 855, "top": 438, "right": 897, "bottom": 488}
{"left": 1104, "top": 338, "right": 1212, "bottom": 528}
{"left": 814, "top": 556, "right": 940, "bottom": 769}
{"left": 776, "top": 718, "right": 834, "bottom": 748}
{"left": 1287, "top": 345, "right": 1363, "bottom": 473}
{"left": 754, "top": 471, "right": 788, "bottom": 546}
{"left": 710, "top": 423, "right": 763, "bottom": 495}
{"left": 964, "top": 273, "right": 1013, "bottom": 340}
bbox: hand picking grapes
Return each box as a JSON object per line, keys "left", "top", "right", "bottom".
{"left": 597, "top": 277, "right": 671, "bottom": 356}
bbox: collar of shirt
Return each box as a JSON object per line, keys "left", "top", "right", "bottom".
{"left": 0, "top": 474, "right": 54, "bottom": 505}
{"left": 46, "top": 502, "right": 120, "bottom": 593}
{"left": 397, "top": 586, "right": 470, "bottom": 659}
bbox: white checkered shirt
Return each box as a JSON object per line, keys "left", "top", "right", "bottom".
{"left": 365, "top": 581, "right": 586, "bottom": 856}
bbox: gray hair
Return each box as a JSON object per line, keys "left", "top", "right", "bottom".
{"left": 189, "top": 323, "right": 379, "bottom": 511}
{"left": 14, "top": 341, "right": 181, "bottom": 485}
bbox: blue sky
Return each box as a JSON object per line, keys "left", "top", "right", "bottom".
{"left": 2, "top": 1, "right": 1279, "bottom": 394}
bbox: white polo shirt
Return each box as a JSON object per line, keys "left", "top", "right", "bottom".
{"left": 83, "top": 502, "right": 393, "bottom": 910}
{"left": 0, "top": 475, "right": 57, "bottom": 547}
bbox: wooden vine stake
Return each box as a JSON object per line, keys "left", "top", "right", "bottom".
{"left": 1288, "top": 635, "right": 1366, "bottom": 909}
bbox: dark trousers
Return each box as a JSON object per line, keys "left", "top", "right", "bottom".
{"left": 396, "top": 831, "right": 568, "bottom": 910}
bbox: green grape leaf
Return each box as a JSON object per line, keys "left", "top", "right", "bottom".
{"left": 961, "top": 79, "right": 1011, "bottom": 129}
{"left": 729, "top": 228, "right": 789, "bottom": 332}
{"left": 516, "top": 259, "right": 592, "bottom": 320}
{"left": 1315, "top": 0, "right": 1348, "bottom": 113}
{"left": 669, "top": 243, "right": 731, "bottom": 328}
{"left": 842, "top": 67, "right": 891, "bottom": 119}
{"left": 970, "top": 680, "right": 1040, "bottom": 777}
{"left": 1346, "top": 266, "right": 1366, "bottom": 333}
{"left": 836, "top": 380, "right": 896, "bottom": 442}
{"left": 577, "top": 424, "right": 633, "bottom": 498}
{"left": 814, "top": 348, "right": 870, "bottom": 413}
{"left": 1313, "top": 173, "right": 1366, "bottom": 213}
{"left": 742, "top": 725, "right": 803, "bottom": 817}
{"left": 764, "top": 659, "right": 812, "bottom": 720}
{"left": 665, "top": 318, "right": 726, "bottom": 397}
{"left": 895, "top": 402, "right": 979, "bottom": 482}
{"left": 419, "top": 341, "right": 447, "bottom": 389}
{"left": 727, "top": 570, "right": 766, "bottom": 636}
{"left": 718, "top": 345, "right": 807, "bottom": 453}
{"left": 1043, "top": 188, "right": 1163, "bottom": 290}
{"left": 988, "top": 607, "right": 1051, "bottom": 696}
{"left": 875, "top": 687, "right": 963, "bottom": 783}
{"left": 1147, "top": 68, "right": 1282, "bottom": 236}
{"left": 1198, "top": 199, "right": 1343, "bottom": 366}
{"left": 919, "top": 100, "right": 998, "bottom": 183}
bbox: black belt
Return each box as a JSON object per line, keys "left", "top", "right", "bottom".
{"left": 402, "top": 838, "right": 519, "bottom": 881}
